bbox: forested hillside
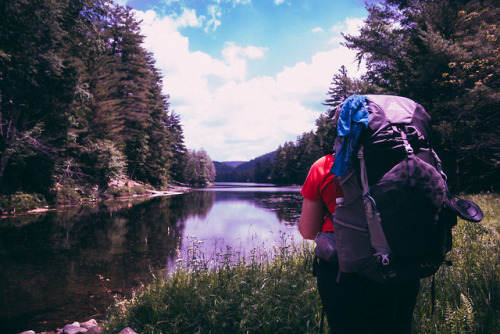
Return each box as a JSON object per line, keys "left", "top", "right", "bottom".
{"left": 272, "top": 0, "right": 499, "bottom": 192}
{"left": 0, "top": 0, "right": 215, "bottom": 206}
{"left": 214, "top": 151, "right": 275, "bottom": 183}
{"left": 1, "top": 0, "right": 497, "bottom": 205}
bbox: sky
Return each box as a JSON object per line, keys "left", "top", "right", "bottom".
{"left": 114, "top": 0, "right": 370, "bottom": 162}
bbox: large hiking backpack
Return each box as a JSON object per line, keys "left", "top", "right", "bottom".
{"left": 330, "top": 94, "right": 481, "bottom": 284}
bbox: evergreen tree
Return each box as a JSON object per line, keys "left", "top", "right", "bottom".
{"left": 254, "top": 158, "right": 273, "bottom": 183}
{"left": 83, "top": 5, "right": 178, "bottom": 188}
{"left": 184, "top": 149, "right": 215, "bottom": 186}
{"left": 343, "top": 0, "right": 499, "bottom": 191}
{"left": 167, "top": 112, "right": 188, "bottom": 184}
{"left": 271, "top": 141, "right": 297, "bottom": 185}
{"left": 0, "top": 0, "right": 79, "bottom": 193}
{"left": 142, "top": 59, "right": 174, "bottom": 187}
{"left": 109, "top": 6, "right": 153, "bottom": 181}
{"left": 295, "top": 131, "right": 323, "bottom": 184}
{"left": 318, "top": 66, "right": 379, "bottom": 155}
{"left": 0, "top": 0, "right": 194, "bottom": 198}
{"left": 322, "top": 65, "right": 372, "bottom": 117}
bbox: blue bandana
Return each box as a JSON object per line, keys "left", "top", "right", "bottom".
{"left": 330, "top": 95, "right": 369, "bottom": 177}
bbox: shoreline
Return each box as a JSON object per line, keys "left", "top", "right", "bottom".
{"left": 6, "top": 188, "right": 190, "bottom": 334}
{"left": 1, "top": 186, "right": 191, "bottom": 218}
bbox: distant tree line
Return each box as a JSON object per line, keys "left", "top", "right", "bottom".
{"left": 215, "top": 152, "right": 275, "bottom": 183}
{"left": 0, "top": 0, "right": 215, "bottom": 202}
{"left": 272, "top": 0, "right": 498, "bottom": 192}
{"left": 217, "top": 0, "right": 498, "bottom": 192}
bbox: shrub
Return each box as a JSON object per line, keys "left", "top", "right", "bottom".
{"left": 53, "top": 186, "right": 83, "bottom": 205}
{"left": 0, "top": 191, "right": 47, "bottom": 213}
{"left": 105, "top": 185, "right": 153, "bottom": 199}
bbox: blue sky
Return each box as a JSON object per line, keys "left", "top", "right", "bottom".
{"left": 115, "top": 0, "right": 370, "bottom": 161}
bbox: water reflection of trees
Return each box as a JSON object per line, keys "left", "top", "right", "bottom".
{"left": 212, "top": 191, "right": 303, "bottom": 226}
{"left": 0, "top": 190, "right": 302, "bottom": 333}
{"left": 0, "top": 192, "right": 216, "bottom": 334}
{"left": 253, "top": 193, "right": 303, "bottom": 225}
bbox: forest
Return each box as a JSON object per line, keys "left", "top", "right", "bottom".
{"left": 268, "top": 0, "right": 498, "bottom": 193}
{"left": 1, "top": 0, "right": 498, "bottom": 211}
{"left": 0, "top": 0, "right": 216, "bottom": 209}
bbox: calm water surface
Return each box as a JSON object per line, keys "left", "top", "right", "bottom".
{"left": 0, "top": 183, "right": 303, "bottom": 333}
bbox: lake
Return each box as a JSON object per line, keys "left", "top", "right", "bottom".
{"left": 0, "top": 183, "right": 304, "bottom": 334}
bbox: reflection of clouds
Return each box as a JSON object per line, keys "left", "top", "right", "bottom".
{"left": 181, "top": 196, "right": 302, "bottom": 259}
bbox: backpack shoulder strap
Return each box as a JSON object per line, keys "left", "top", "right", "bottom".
{"left": 358, "top": 146, "right": 392, "bottom": 265}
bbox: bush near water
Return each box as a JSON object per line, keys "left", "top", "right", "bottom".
{"left": 103, "top": 194, "right": 500, "bottom": 333}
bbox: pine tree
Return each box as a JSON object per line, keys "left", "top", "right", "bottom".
{"left": 343, "top": 0, "right": 499, "bottom": 191}
{"left": 271, "top": 142, "right": 298, "bottom": 185}
{"left": 322, "top": 66, "right": 372, "bottom": 117}
{"left": 110, "top": 6, "right": 153, "bottom": 181}
{"left": 167, "top": 112, "right": 188, "bottom": 184}
{"left": 142, "top": 56, "right": 175, "bottom": 187}
{"left": 295, "top": 131, "right": 323, "bottom": 184}
{"left": 0, "top": 0, "right": 77, "bottom": 193}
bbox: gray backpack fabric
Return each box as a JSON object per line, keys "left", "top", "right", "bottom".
{"left": 331, "top": 94, "right": 455, "bottom": 284}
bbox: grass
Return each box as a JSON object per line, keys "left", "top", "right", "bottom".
{"left": 103, "top": 236, "right": 323, "bottom": 333}
{"left": 103, "top": 193, "right": 500, "bottom": 334}
{"left": 413, "top": 193, "right": 500, "bottom": 333}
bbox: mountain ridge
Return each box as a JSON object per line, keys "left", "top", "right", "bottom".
{"left": 214, "top": 151, "right": 276, "bottom": 182}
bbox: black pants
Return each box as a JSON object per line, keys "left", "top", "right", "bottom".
{"left": 317, "top": 259, "right": 420, "bottom": 334}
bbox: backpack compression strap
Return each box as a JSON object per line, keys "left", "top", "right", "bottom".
{"left": 358, "top": 146, "right": 392, "bottom": 265}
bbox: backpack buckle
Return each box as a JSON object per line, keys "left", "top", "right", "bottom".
{"left": 397, "top": 126, "right": 414, "bottom": 154}
{"left": 404, "top": 143, "right": 414, "bottom": 154}
{"left": 377, "top": 253, "right": 391, "bottom": 266}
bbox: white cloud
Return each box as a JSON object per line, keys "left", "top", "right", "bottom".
{"left": 205, "top": 5, "right": 222, "bottom": 32}
{"left": 176, "top": 7, "right": 203, "bottom": 28}
{"left": 222, "top": 43, "right": 267, "bottom": 60}
{"left": 312, "top": 27, "right": 324, "bottom": 33}
{"left": 274, "top": 0, "right": 286, "bottom": 5}
{"left": 136, "top": 10, "right": 365, "bottom": 161}
{"left": 328, "top": 17, "right": 364, "bottom": 44}
{"left": 344, "top": 17, "right": 365, "bottom": 35}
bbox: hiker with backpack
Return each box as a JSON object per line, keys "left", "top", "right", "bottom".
{"left": 299, "top": 94, "right": 483, "bottom": 334}
{"left": 299, "top": 152, "right": 420, "bottom": 334}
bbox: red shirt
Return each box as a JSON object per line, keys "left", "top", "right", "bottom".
{"left": 300, "top": 154, "right": 343, "bottom": 232}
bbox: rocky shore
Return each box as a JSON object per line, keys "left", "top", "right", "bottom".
{"left": 18, "top": 319, "right": 137, "bottom": 334}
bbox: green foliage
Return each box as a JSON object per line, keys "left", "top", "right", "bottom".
{"left": 413, "top": 193, "right": 500, "bottom": 333}
{"left": 105, "top": 185, "right": 153, "bottom": 199}
{"left": 253, "top": 158, "right": 273, "bottom": 183}
{"left": 0, "top": 0, "right": 189, "bottom": 197}
{"left": 271, "top": 141, "right": 298, "bottom": 185}
{"left": 322, "top": 65, "right": 378, "bottom": 117}
{"left": 343, "top": 0, "right": 500, "bottom": 192}
{"left": 80, "top": 139, "right": 127, "bottom": 191}
{"left": 102, "top": 193, "right": 499, "bottom": 333}
{"left": 103, "top": 240, "right": 323, "bottom": 334}
{"left": 52, "top": 186, "right": 83, "bottom": 205}
{"left": 270, "top": 133, "right": 324, "bottom": 185}
{"left": 184, "top": 149, "right": 216, "bottom": 187}
{"left": 214, "top": 152, "right": 275, "bottom": 183}
{"left": 0, "top": 191, "right": 47, "bottom": 213}
{"left": 166, "top": 113, "right": 189, "bottom": 184}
